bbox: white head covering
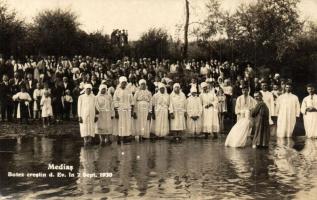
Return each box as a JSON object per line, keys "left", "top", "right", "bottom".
{"left": 173, "top": 83, "right": 180, "bottom": 89}
{"left": 98, "top": 84, "right": 107, "bottom": 95}
{"left": 201, "top": 82, "right": 208, "bottom": 88}
{"left": 190, "top": 87, "right": 197, "bottom": 93}
{"left": 158, "top": 82, "right": 165, "bottom": 89}
{"left": 139, "top": 79, "right": 146, "bottom": 85}
{"left": 119, "top": 76, "right": 127, "bottom": 84}
{"left": 84, "top": 84, "right": 93, "bottom": 90}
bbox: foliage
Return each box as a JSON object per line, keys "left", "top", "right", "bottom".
{"left": 33, "top": 8, "right": 79, "bottom": 56}
{"left": 0, "top": 1, "right": 26, "bottom": 57}
{"left": 135, "top": 28, "right": 170, "bottom": 59}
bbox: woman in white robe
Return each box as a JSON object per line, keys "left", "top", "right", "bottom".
{"left": 225, "top": 109, "right": 253, "bottom": 147}
{"left": 276, "top": 84, "right": 300, "bottom": 138}
{"left": 113, "top": 76, "right": 135, "bottom": 141}
{"left": 225, "top": 86, "right": 256, "bottom": 147}
{"left": 78, "top": 84, "right": 98, "bottom": 144}
{"left": 200, "top": 82, "right": 219, "bottom": 138}
{"left": 186, "top": 88, "right": 202, "bottom": 135}
{"left": 152, "top": 83, "right": 170, "bottom": 137}
{"left": 301, "top": 84, "right": 317, "bottom": 138}
{"left": 235, "top": 89, "right": 256, "bottom": 122}
{"left": 95, "top": 84, "right": 114, "bottom": 143}
{"left": 134, "top": 79, "right": 152, "bottom": 139}
{"left": 169, "top": 83, "right": 187, "bottom": 139}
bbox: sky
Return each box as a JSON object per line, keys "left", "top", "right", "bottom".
{"left": 5, "top": 0, "right": 317, "bottom": 40}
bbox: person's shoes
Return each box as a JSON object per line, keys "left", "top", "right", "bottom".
{"left": 252, "top": 145, "right": 256, "bottom": 149}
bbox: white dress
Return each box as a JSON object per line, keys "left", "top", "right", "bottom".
{"left": 40, "top": 97, "right": 53, "bottom": 117}
{"left": 134, "top": 89, "right": 152, "bottom": 138}
{"left": 225, "top": 110, "right": 252, "bottom": 147}
{"left": 113, "top": 87, "right": 134, "bottom": 137}
{"left": 152, "top": 92, "right": 170, "bottom": 137}
{"left": 95, "top": 94, "right": 113, "bottom": 135}
{"left": 301, "top": 94, "right": 317, "bottom": 138}
{"left": 276, "top": 93, "right": 300, "bottom": 138}
{"left": 200, "top": 92, "right": 219, "bottom": 133}
{"left": 33, "top": 89, "right": 42, "bottom": 111}
{"left": 186, "top": 96, "right": 203, "bottom": 134}
{"left": 169, "top": 92, "right": 187, "bottom": 131}
{"left": 78, "top": 93, "right": 97, "bottom": 138}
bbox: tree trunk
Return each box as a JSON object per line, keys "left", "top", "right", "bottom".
{"left": 183, "top": 0, "right": 189, "bottom": 59}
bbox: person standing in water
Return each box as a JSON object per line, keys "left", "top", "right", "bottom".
{"left": 252, "top": 91, "right": 270, "bottom": 149}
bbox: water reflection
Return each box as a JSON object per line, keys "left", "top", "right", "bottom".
{"left": 1, "top": 136, "right": 317, "bottom": 199}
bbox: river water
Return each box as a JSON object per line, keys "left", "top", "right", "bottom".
{"left": 0, "top": 125, "right": 317, "bottom": 199}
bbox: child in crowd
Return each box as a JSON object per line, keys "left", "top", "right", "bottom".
{"left": 217, "top": 87, "right": 227, "bottom": 133}
{"left": 63, "top": 89, "right": 73, "bottom": 120}
{"left": 40, "top": 90, "right": 53, "bottom": 128}
{"left": 33, "top": 83, "right": 42, "bottom": 120}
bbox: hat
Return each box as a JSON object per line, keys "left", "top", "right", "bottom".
{"left": 119, "top": 76, "right": 127, "bottom": 84}
{"left": 139, "top": 79, "right": 146, "bottom": 85}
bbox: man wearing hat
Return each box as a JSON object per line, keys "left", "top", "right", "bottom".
{"left": 169, "top": 83, "right": 187, "bottom": 140}
{"left": 152, "top": 82, "right": 170, "bottom": 138}
{"left": 134, "top": 79, "right": 152, "bottom": 139}
{"left": 78, "top": 84, "right": 98, "bottom": 145}
{"left": 276, "top": 82, "right": 300, "bottom": 138}
{"left": 113, "top": 76, "right": 135, "bottom": 143}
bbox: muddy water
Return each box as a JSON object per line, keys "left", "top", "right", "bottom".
{"left": 0, "top": 129, "right": 317, "bottom": 200}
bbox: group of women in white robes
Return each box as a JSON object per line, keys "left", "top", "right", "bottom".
{"left": 78, "top": 78, "right": 224, "bottom": 141}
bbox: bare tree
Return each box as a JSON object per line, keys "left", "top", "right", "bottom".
{"left": 183, "top": 0, "right": 189, "bottom": 59}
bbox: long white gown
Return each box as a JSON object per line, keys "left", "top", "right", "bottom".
{"left": 200, "top": 92, "right": 219, "bottom": 133}
{"left": 186, "top": 96, "right": 203, "bottom": 134}
{"left": 225, "top": 110, "right": 252, "bottom": 147}
{"left": 169, "top": 91, "right": 187, "bottom": 131}
{"left": 134, "top": 89, "right": 152, "bottom": 138}
{"left": 276, "top": 93, "right": 300, "bottom": 138}
{"left": 78, "top": 93, "right": 97, "bottom": 138}
{"left": 113, "top": 87, "right": 134, "bottom": 137}
{"left": 152, "top": 92, "right": 170, "bottom": 137}
{"left": 95, "top": 94, "right": 113, "bottom": 135}
{"left": 301, "top": 94, "right": 317, "bottom": 138}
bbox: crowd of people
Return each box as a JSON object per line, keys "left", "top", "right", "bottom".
{"left": 0, "top": 54, "right": 316, "bottom": 147}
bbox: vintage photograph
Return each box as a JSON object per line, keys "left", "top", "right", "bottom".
{"left": 0, "top": 0, "right": 317, "bottom": 199}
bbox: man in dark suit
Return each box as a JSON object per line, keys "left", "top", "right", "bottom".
{"left": 0, "top": 75, "right": 13, "bottom": 122}
{"left": 25, "top": 73, "right": 37, "bottom": 119}
{"left": 10, "top": 72, "right": 24, "bottom": 119}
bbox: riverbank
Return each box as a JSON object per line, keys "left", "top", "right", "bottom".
{"left": 0, "top": 117, "right": 306, "bottom": 140}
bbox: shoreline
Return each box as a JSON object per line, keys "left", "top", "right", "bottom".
{"left": 0, "top": 119, "right": 305, "bottom": 140}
